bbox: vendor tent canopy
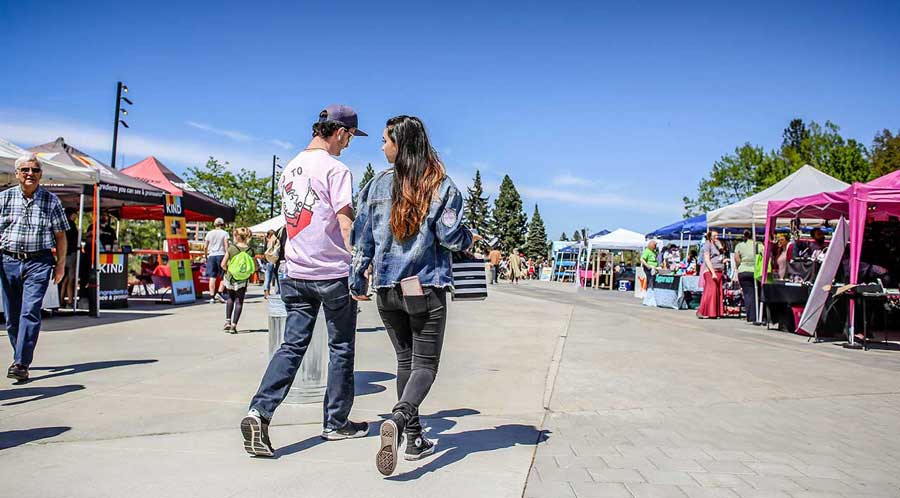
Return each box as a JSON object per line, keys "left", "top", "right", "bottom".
{"left": 647, "top": 214, "right": 707, "bottom": 240}
{"left": 30, "top": 138, "right": 166, "bottom": 207}
{"left": 707, "top": 165, "right": 848, "bottom": 228}
{"left": 119, "top": 156, "right": 236, "bottom": 222}
{"left": 0, "top": 137, "right": 98, "bottom": 186}
{"left": 587, "top": 228, "right": 647, "bottom": 252}
{"left": 764, "top": 169, "right": 900, "bottom": 342}
{"left": 249, "top": 215, "right": 284, "bottom": 235}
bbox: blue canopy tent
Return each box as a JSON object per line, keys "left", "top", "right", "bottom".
{"left": 647, "top": 214, "right": 707, "bottom": 240}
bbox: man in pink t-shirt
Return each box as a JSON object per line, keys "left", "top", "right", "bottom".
{"left": 242, "top": 105, "right": 369, "bottom": 456}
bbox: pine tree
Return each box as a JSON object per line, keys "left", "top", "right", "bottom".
{"left": 463, "top": 170, "right": 492, "bottom": 252}
{"left": 524, "top": 204, "right": 548, "bottom": 259}
{"left": 560, "top": 232, "right": 569, "bottom": 241}
{"left": 353, "top": 163, "right": 376, "bottom": 210}
{"left": 572, "top": 231, "right": 582, "bottom": 242}
{"left": 491, "top": 175, "right": 527, "bottom": 251}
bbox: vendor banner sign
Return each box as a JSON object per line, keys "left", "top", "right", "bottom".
{"left": 164, "top": 195, "right": 195, "bottom": 304}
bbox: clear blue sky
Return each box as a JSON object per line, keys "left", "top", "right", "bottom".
{"left": 2, "top": 0, "right": 898, "bottom": 237}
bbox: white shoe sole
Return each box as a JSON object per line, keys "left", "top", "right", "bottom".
{"left": 240, "top": 416, "right": 274, "bottom": 457}
{"left": 376, "top": 420, "right": 399, "bottom": 476}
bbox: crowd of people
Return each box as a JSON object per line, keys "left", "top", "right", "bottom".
{"left": 486, "top": 246, "right": 549, "bottom": 284}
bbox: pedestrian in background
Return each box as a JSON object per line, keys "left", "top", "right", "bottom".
{"left": 488, "top": 246, "right": 502, "bottom": 284}
{"left": 641, "top": 240, "right": 659, "bottom": 289}
{"left": 60, "top": 208, "right": 80, "bottom": 308}
{"left": 204, "top": 217, "right": 229, "bottom": 303}
{"left": 697, "top": 230, "right": 725, "bottom": 319}
{"left": 221, "top": 227, "right": 255, "bottom": 334}
{"left": 261, "top": 229, "right": 280, "bottom": 299}
{"left": 734, "top": 230, "right": 762, "bottom": 324}
{"left": 0, "top": 154, "right": 69, "bottom": 382}
{"left": 508, "top": 249, "right": 524, "bottom": 284}
{"left": 242, "top": 104, "right": 368, "bottom": 457}
{"left": 350, "top": 115, "right": 477, "bottom": 476}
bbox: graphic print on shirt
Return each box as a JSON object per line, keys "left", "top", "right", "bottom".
{"left": 283, "top": 179, "right": 320, "bottom": 240}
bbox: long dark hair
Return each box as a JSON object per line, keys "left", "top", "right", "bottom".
{"left": 386, "top": 115, "right": 445, "bottom": 240}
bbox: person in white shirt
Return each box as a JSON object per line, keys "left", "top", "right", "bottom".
{"left": 204, "top": 218, "right": 230, "bottom": 303}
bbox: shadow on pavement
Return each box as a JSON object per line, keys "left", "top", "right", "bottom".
{"left": 388, "top": 420, "right": 550, "bottom": 481}
{"left": 357, "top": 326, "right": 386, "bottom": 333}
{"left": 355, "top": 370, "right": 395, "bottom": 396}
{"left": 26, "top": 359, "right": 158, "bottom": 382}
{"left": 0, "top": 385, "right": 85, "bottom": 406}
{"left": 0, "top": 426, "right": 70, "bottom": 450}
{"left": 39, "top": 312, "right": 171, "bottom": 332}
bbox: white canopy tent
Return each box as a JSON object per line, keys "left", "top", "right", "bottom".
{"left": 706, "top": 165, "right": 847, "bottom": 228}
{"left": 586, "top": 228, "right": 647, "bottom": 252}
{"left": 0, "top": 138, "right": 98, "bottom": 186}
{"left": 249, "top": 215, "right": 284, "bottom": 235}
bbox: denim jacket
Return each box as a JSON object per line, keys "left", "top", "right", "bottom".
{"left": 350, "top": 169, "right": 473, "bottom": 295}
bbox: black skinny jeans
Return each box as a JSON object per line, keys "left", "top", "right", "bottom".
{"left": 226, "top": 286, "right": 247, "bottom": 325}
{"left": 737, "top": 272, "right": 759, "bottom": 323}
{"left": 376, "top": 286, "right": 447, "bottom": 436}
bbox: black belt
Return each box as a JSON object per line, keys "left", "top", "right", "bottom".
{"left": 2, "top": 249, "right": 53, "bottom": 261}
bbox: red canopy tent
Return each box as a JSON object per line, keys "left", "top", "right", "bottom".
{"left": 118, "top": 156, "right": 235, "bottom": 222}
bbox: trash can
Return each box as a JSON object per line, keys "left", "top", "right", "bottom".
{"left": 267, "top": 294, "right": 328, "bottom": 404}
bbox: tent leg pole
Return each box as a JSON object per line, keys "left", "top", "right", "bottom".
{"left": 752, "top": 221, "right": 761, "bottom": 324}
{"left": 73, "top": 193, "right": 85, "bottom": 312}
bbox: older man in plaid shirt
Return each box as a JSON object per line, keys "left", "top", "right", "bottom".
{"left": 0, "top": 154, "right": 68, "bottom": 382}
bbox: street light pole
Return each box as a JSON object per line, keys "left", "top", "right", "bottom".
{"left": 109, "top": 81, "right": 132, "bottom": 169}
{"left": 270, "top": 155, "right": 278, "bottom": 218}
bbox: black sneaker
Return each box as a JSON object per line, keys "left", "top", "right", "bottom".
{"left": 376, "top": 413, "right": 407, "bottom": 476}
{"left": 240, "top": 412, "right": 274, "bottom": 457}
{"left": 404, "top": 434, "right": 436, "bottom": 461}
{"left": 7, "top": 363, "right": 27, "bottom": 382}
{"left": 321, "top": 420, "right": 369, "bottom": 441}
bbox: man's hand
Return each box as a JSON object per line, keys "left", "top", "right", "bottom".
{"left": 53, "top": 261, "right": 65, "bottom": 284}
{"left": 472, "top": 233, "right": 483, "bottom": 242}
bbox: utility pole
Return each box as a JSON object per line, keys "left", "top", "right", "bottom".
{"left": 110, "top": 81, "right": 132, "bottom": 169}
{"left": 270, "top": 155, "right": 278, "bottom": 218}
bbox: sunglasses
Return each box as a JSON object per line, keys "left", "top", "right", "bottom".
{"left": 17, "top": 167, "right": 42, "bottom": 174}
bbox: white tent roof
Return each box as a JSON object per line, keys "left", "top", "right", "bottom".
{"left": 706, "top": 165, "right": 848, "bottom": 228}
{"left": 587, "top": 228, "right": 647, "bottom": 252}
{"left": 0, "top": 138, "right": 98, "bottom": 186}
{"left": 249, "top": 215, "right": 284, "bottom": 235}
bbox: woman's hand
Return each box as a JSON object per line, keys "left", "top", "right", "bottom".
{"left": 352, "top": 294, "right": 371, "bottom": 301}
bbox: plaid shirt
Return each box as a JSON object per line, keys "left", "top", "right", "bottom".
{"left": 0, "top": 186, "right": 69, "bottom": 253}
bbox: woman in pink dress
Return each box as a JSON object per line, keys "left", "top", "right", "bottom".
{"left": 697, "top": 231, "right": 725, "bottom": 319}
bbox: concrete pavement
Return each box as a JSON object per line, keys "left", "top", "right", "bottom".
{"left": 3, "top": 281, "right": 900, "bottom": 498}
{"left": 0, "top": 286, "right": 567, "bottom": 498}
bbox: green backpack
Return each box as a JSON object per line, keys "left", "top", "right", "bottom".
{"left": 227, "top": 246, "right": 256, "bottom": 281}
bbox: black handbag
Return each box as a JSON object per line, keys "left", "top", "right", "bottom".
{"left": 451, "top": 252, "right": 488, "bottom": 301}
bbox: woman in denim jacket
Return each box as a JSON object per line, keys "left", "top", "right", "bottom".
{"left": 350, "top": 115, "right": 478, "bottom": 476}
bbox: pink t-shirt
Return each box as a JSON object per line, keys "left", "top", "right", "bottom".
{"left": 279, "top": 149, "right": 353, "bottom": 280}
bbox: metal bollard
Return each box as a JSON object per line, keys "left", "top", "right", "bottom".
{"left": 267, "top": 294, "right": 328, "bottom": 404}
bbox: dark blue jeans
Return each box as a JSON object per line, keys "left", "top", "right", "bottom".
{"left": 250, "top": 277, "right": 357, "bottom": 430}
{"left": 0, "top": 253, "right": 54, "bottom": 367}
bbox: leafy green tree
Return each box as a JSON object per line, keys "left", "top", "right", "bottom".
{"left": 559, "top": 232, "right": 569, "bottom": 241}
{"left": 490, "top": 175, "right": 527, "bottom": 251}
{"left": 185, "top": 157, "right": 278, "bottom": 227}
{"left": 524, "top": 204, "right": 548, "bottom": 259}
{"left": 121, "top": 220, "right": 164, "bottom": 250}
{"left": 869, "top": 129, "right": 900, "bottom": 179}
{"left": 353, "top": 163, "right": 376, "bottom": 210}
{"left": 782, "top": 118, "right": 811, "bottom": 162}
{"left": 801, "top": 121, "right": 870, "bottom": 184}
{"left": 463, "top": 170, "right": 492, "bottom": 251}
{"left": 682, "top": 143, "right": 764, "bottom": 217}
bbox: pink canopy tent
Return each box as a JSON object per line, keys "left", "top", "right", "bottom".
{"left": 762, "top": 169, "right": 900, "bottom": 338}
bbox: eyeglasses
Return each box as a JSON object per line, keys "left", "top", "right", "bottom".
{"left": 17, "top": 167, "right": 42, "bottom": 174}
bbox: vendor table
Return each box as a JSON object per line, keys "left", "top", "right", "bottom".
{"left": 0, "top": 280, "right": 60, "bottom": 313}
{"left": 763, "top": 281, "right": 811, "bottom": 333}
{"left": 643, "top": 274, "right": 703, "bottom": 309}
{"left": 98, "top": 251, "right": 129, "bottom": 309}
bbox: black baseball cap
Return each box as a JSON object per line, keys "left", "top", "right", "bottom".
{"left": 319, "top": 104, "right": 367, "bottom": 136}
